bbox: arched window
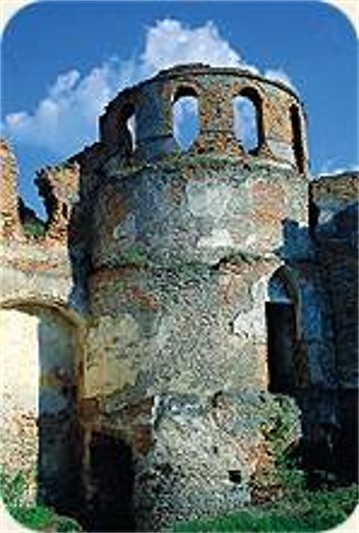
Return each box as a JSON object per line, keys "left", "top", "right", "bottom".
{"left": 290, "top": 104, "right": 305, "bottom": 173}
{"left": 120, "top": 102, "right": 136, "bottom": 154}
{"left": 172, "top": 86, "right": 200, "bottom": 151}
{"left": 233, "top": 88, "right": 263, "bottom": 153}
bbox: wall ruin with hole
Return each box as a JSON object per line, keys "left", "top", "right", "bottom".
{"left": 0, "top": 305, "right": 81, "bottom": 510}
{"left": 0, "top": 139, "right": 86, "bottom": 513}
{"left": 0, "top": 65, "right": 358, "bottom": 530}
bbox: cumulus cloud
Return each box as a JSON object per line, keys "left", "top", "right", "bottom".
{"left": 3, "top": 18, "right": 293, "bottom": 156}
{"left": 142, "top": 19, "right": 245, "bottom": 72}
{"left": 3, "top": 58, "right": 138, "bottom": 155}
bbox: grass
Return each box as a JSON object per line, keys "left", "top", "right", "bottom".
{"left": 0, "top": 469, "right": 83, "bottom": 531}
{"left": 172, "top": 484, "right": 358, "bottom": 532}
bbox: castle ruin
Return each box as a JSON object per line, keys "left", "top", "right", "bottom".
{"left": 1, "top": 64, "right": 358, "bottom": 531}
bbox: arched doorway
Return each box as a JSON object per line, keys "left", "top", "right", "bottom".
{"left": 265, "top": 267, "right": 305, "bottom": 393}
{"left": 0, "top": 303, "right": 82, "bottom": 515}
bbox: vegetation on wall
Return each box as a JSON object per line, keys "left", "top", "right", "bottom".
{"left": 22, "top": 220, "right": 47, "bottom": 239}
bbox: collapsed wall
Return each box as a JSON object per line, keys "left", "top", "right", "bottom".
{"left": 0, "top": 140, "right": 85, "bottom": 514}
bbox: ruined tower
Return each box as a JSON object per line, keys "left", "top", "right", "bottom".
{"left": 83, "top": 64, "right": 311, "bottom": 529}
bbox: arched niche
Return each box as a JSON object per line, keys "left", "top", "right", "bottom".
{"left": 290, "top": 104, "right": 305, "bottom": 174}
{"left": 233, "top": 87, "right": 264, "bottom": 154}
{"left": 265, "top": 267, "right": 305, "bottom": 393}
{"left": 0, "top": 302, "right": 82, "bottom": 516}
{"left": 172, "top": 86, "right": 200, "bottom": 151}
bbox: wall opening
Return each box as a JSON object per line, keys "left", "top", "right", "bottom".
{"left": 266, "top": 268, "right": 303, "bottom": 394}
{"left": 266, "top": 301, "right": 297, "bottom": 393}
{"left": 228, "top": 470, "right": 242, "bottom": 484}
{"left": 0, "top": 304, "right": 82, "bottom": 518}
{"left": 119, "top": 102, "right": 136, "bottom": 156}
{"left": 88, "top": 432, "right": 135, "bottom": 532}
{"left": 290, "top": 104, "right": 305, "bottom": 174}
{"left": 233, "top": 88, "right": 263, "bottom": 153}
{"left": 172, "top": 86, "right": 200, "bottom": 151}
{"left": 127, "top": 112, "right": 136, "bottom": 150}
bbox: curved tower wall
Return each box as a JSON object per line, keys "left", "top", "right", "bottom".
{"left": 85, "top": 65, "right": 309, "bottom": 403}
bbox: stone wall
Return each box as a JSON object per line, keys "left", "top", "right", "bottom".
{"left": 85, "top": 159, "right": 308, "bottom": 408}
{"left": 134, "top": 391, "right": 300, "bottom": 531}
{"left": 0, "top": 139, "right": 22, "bottom": 239}
{"left": 0, "top": 142, "right": 86, "bottom": 515}
{"left": 309, "top": 172, "right": 358, "bottom": 480}
{"left": 310, "top": 172, "right": 358, "bottom": 389}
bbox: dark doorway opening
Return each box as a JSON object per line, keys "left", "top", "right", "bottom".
{"left": 88, "top": 432, "right": 135, "bottom": 532}
{"left": 266, "top": 301, "right": 297, "bottom": 393}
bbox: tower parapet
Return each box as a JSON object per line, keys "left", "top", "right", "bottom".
{"left": 99, "top": 64, "right": 308, "bottom": 173}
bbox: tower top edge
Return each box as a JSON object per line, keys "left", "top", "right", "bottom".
{"left": 113, "top": 63, "right": 301, "bottom": 104}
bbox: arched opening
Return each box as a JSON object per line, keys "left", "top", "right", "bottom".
{"left": 172, "top": 86, "right": 200, "bottom": 151}
{"left": 120, "top": 102, "right": 136, "bottom": 154}
{"left": 266, "top": 268, "right": 305, "bottom": 393}
{"left": 233, "top": 88, "right": 263, "bottom": 153}
{"left": 0, "top": 303, "right": 82, "bottom": 517}
{"left": 290, "top": 104, "right": 305, "bottom": 174}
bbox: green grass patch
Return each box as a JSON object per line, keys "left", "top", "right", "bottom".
{"left": 0, "top": 469, "right": 83, "bottom": 531}
{"left": 172, "top": 485, "right": 358, "bottom": 532}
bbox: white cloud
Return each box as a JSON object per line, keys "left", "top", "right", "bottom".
{"left": 142, "top": 19, "right": 245, "bottom": 72}
{"left": 3, "top": 18, "right": 293, "bottom": 156}
{"left": 3, "top": 58, "right": 136, "bottom": 154}
{"left": 48, "top": 70, "right": 80, "bottom": 98}
{"left": 265, "top": 68, "right": 295, "bottom": 90}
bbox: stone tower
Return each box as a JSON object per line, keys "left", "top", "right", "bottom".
{"left": 82, "top": 64, "right": 310, "bottom": 530}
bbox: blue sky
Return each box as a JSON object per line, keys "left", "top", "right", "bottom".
{"left": 1, "top": 0, "right": 358, "bottom": 216}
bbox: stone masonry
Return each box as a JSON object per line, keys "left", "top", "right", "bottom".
{"left": 0, "top": 65, "right": 357, "bottom": 531}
